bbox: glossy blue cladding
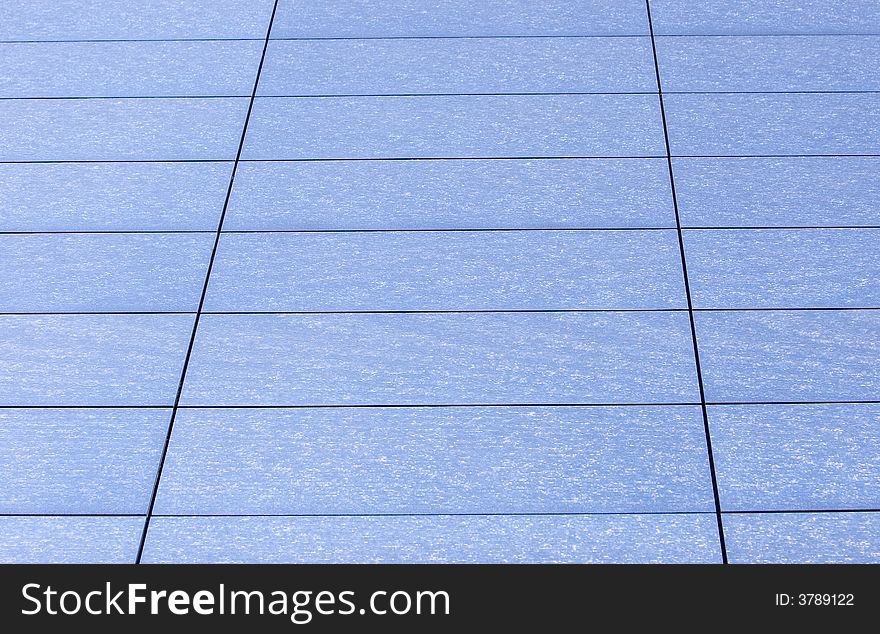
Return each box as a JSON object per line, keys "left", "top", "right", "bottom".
{"left": 225, "top": 159, "right": 675, "bottom": 230}
{"left": 271, "top": 0, "right": 650, "bottom": 38}
{"left": 242, "top": 95, "right": 666, "bottom": 159}
{"left": 258, "top": 37, "right": 656, "bottom": 95}
{"left": 205, "top": 230, "right": 686, "bottom": 311}
{"left": 181, "top": 312, "right": 699, "bottom": 406}
{"left": 2, "top": 0, "right": 877, "bottom": 564}
{"left": 141, "top": 515, "right": 722, "bottom": 564}
{"left": 0, "top": 408, "right": 170, "bottom": 514}
{"left": 154, "top": 406, "right": 714, "bottom": 515}
{"left": 0, "top": 163, "right": 232, "bottom": 232}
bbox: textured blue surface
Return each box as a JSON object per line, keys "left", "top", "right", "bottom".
{"left": 0, "top": 163, "right": 231, "bottom": 232}
{"left": 181, "top": 313, "right": 699, "bottom": 406}
{"left": 205, "top": 230, "right": 686, "bottom": 311}
{"left": 724, "top": 513, "right": 880, "bottom": 564}
{"left": 0, "top": 408, "right": 169, "bottom": 513}
{"left": 696, "top": 310, "right": 880, "bottom": 403}
{"left": 225, "top": 159, "right": 675, "bottom": 230}
{"left": 0, "top": 98, "right": 248, "bottom": 161}
{"left": 259, "top": 37, "right": 656, "bottom": 95}
{"left": 0, "top": 41, "right": 262, "bottom": 97}
{"left": 709, "top": 404, "right": 880, "bottom": 511}
{"left": 242, "top": 95, "right": 666, "bottom": 159}
{"left": 665, "top": 93, "right": 880, "bottom": 156}
{"left": 673, "top": 157, "right": 880, "bottom": 227}
{"left": 684, "top": 229, "right": 880, "bottom": 308}
{"left": 271, "top": 0, "right": 650, "bottom": 38}
{"left": 657, "top": 36, "right": 880, "bottom": 92}
{"left": 2, "top": 0, "right": 877, "bottom": 564}
{"left": 0, "top": 233, "right": 213, "bottom": 311}
{"left": 142, "top": 514, "right": 722, "bottom": 564}
{"left": 155, "top": 406, "right": 713, "bottom": 514}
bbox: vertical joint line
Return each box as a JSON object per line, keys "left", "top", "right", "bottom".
{"left": 644, "top": 0, "right": 729, "bottom": 563}
{"left": 134, "top": 0, "right": 280, "bottom": 563}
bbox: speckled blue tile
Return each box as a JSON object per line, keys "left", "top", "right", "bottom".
{"left": 0, "top": 408, "right": 170, "bottom": 514}
{"left": 181, "top": 312, "right": 699, "bottom": 406}
{"left": 673, "top": 157, "right": 880, "bottom": 228}
{"left": 664, "top": 94, "right": 880, "bottom": 156}
{"left": 657, "top": 36, "right": 880, "bottom": 92}
{"left": 0, "top": 41, "right": 262, "bottom": 98}
{"left": 242, "top": 95, "right": 665, "bottom": 159}
{"left": 0, "top": 98, "right": 248, "bottom": 161}
{"left": 0, "top": 516, "right": 142, "bottom": 564}
{"left": 205, "top": 230, "right": 685, "bottom": 311}
{"left": 709, "top": 404, "right": 880, "bottom": 512}
{"left": 651, "top": 0, "right": 880, "bottom": 36}
{"left": 725, "top": 513, "right": 880, "bottom": 563}
{"left": 155, "top": 406, "right": 712, "bottom": 515}
{"left": 271, "top": 0, "right": 649, "bottom": 38}
{"left": 684, "top": 229, "right": 880, "bottom": 309}
{"left": 0, "top": 0, "right": 275, "bottom": 41}
{"left": 258, "top": 37, "right": 655, "bottom": 96}
{"left": 225, "top": 159, "right": 674, "bottom": 230}
{"left": 142, "top": 514, "right": 721, "bottom": 563}
{"left": 0, "top": 314, "right": 193, "bottom": 406}
{"left": 695, "top": 310, "right": 880, "bottom": 403}
{"left": 0, "top": 162, "right": 231, "bottom": 232}
{"left": 0, "top": 233, "right": 213, "bottom": 312}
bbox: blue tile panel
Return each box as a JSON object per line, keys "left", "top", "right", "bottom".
{"left": 155, "top": 406, "right": 713, "bottom": 515}
{"left": 695, "top": 310, "right": 880, "bottom": 403}
{"left": 142, "top": 514, "right": 722, "bottom": 563}
{"left": 0, "top": 233, "right": 213, "bottom": 312}
{"left": 673, "top": 157, "right": 880, "bottom": 228}
{"left": 657, "top": 36, "right": 880, "bottom": 92}
{"left": 242, "top": 95, "right": 666, "bottom": 159}
{"left": 650, "top": 0, "right": 880, "bottom": 36}
{"left": 0, "top": 0, "right": 276, "bottom": 41}
{"left": 684, "top": 229, "right": 880, "bottom": 309}
{"left": 709, "top": 404, "right": 880, "bottom": 512}
{"left": 181, "top": 312, "right": 699, "bottom": 406}
{"left": 0, "top": 517, "right": 142, "bottom": 564}
{"left": 0, "top": 162, "right": 232, "bottom": 232}
{"left": 0, "top": 315, "right": 194, "bottom": 406}
{"left": 225, "top": 159, "right": 674, "bottom": 230}
{"left": 271, "top": 0, "right": 649, "bottom": 38}
{"left": 664, "top": 93, "right": 880, "bottom": 156}
{"left": 0, "top": 41, "right": 263, "bottom": 98}
{"left": 204, "top": 230, "right": 686, "bottom": 311}
{"left": 0, "top": 98, "right": 248, "bottom": 161}
{"left": 0, "top": 408, "right": 170, "bottom": 514}
{"left": 724, "top": 513, "right": 880, "bottom": 563}
{"left": 258, "top": 37, "right": 656, "bottom": 95}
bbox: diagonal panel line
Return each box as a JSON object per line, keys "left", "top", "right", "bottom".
{"left": 134, "top": 0, "right": 280, "bottom": 564}
{"left": 645, "top": 0, "right": 729, "bottom": 563}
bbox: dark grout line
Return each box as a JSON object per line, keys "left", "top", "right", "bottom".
{"left": 134, "top": 0, "right": 281, "bottom": 565}
{"left": 2, "top": 400, "right": 878, "bottom": 410}
{"left": 3, "top": 90, "right": 880, "bottom": 101}
{"left": 721, "top": 509, "right": 880, "bottom": 515}
{"left": 2, "top": 307, "right": 879, "bottom": 316}
{"left": 645, "top": 0, "right": 728, "bottom": 564}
